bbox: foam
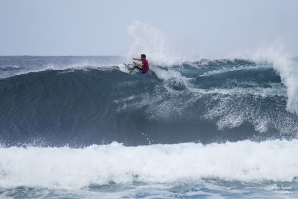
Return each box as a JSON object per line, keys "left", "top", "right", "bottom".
{"left": 151, "top": 64, "right": 286, "bottom": 97}
{"left": 151, "top": 66, "right": 191, "bottom": 85}
{"left": 189, "top": 85, "right": 286, "bottom": 97}
{"left": 203, "top": 88, "right": 298, "bottom": 133}
{"left": 0, "top": 140, "right": 297, "bottom": 190}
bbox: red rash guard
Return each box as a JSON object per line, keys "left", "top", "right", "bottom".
{"left": 142, "top": 59, "right": 149, "bottom": 73}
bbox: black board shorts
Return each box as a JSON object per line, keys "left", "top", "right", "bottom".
{"left": 135, "top": 66, "right": 147, "bottom": 74}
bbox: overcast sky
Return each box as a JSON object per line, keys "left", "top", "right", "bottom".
{"left": 1, "top": 0, "right": 298, "bottom": 57}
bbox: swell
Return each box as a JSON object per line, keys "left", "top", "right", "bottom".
{"left": 0, "top": 59, "right": 297, "bottom": 147}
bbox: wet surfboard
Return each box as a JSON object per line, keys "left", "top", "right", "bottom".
{"left": 117, "top": 63, "right": 131, "bottom": 73}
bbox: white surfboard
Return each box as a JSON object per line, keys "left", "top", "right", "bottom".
{"left": 117, "top": 63, "right": 131, "bottom": 73}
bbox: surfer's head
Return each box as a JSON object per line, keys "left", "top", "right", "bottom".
{"left": 141, "top": 54, "right": 146, "bottom": 59}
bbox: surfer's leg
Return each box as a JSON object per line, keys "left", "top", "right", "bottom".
{"left": 127, "top": 65, "right": 142, "bottom": 72}
{"left": 135, "top": 66, "right": 143, "bottom": 72}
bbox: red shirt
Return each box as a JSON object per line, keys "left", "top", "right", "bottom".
{"left": 142, "top": 59, "right": 149, "bottom": 73}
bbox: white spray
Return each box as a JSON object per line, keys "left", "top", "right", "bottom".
{"left": 251, "top": 41, "right": 298, "bottom": 115}
{"left": 126, "top": 21, "right": 182, "bottom": 66}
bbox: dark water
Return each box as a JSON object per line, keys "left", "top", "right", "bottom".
{"left": 0, "top": 56, "right": 297, "bottom": 198}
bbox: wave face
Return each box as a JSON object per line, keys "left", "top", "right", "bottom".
{"left": 0, "top": 56, "right": 297, "bottom": 147}
{"left": 1, "top": 56, "right": 298, "bottom": 198}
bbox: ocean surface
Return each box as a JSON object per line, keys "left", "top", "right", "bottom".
{"left": 0, "top": 56, "right": 298, "bottom": 198}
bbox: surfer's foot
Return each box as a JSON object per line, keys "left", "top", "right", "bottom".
{"left": 127, "top": 66, "right": 133, "bottom": 70}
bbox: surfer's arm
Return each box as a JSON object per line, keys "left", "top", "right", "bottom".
{"left": 133, "top": 62, "right": 144, "bottom": 67}
{"left": 132, "top": 58, "right": 141, "bottom": 61}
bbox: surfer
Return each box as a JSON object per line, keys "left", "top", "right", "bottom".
{"left": 127, "top": 54, "right": 149, "bottom": 74}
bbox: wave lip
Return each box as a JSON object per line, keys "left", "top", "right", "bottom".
{"left": 0, "top": 56, "right": 123, "bottom": 79}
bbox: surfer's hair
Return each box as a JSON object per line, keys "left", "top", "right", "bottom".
{"left": 141, "top": 54, "right": 146, "bottom": 58}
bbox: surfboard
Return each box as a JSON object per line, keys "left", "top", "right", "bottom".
{"left": 117, "top": 63, "right": 131, "bottom": 73}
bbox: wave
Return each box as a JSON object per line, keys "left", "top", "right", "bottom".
{"left": 0, "top": 56, "right": 297, "bottom": 147}
{"left": 126, "top": 21, "right": 298, "bottom": 117}
{"left": 0, "top": 140, "right": 297, "bottom": 190}
{"left": 0, "top": 56, "right": 122, "bottom": 79}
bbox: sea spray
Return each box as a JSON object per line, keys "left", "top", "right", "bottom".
{"left": 126, "top": 21, "right": 181, "bottom": 66}
{"left": 251, "top": 41, "right": 298, "bottom": 115}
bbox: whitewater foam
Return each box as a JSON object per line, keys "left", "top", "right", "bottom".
{"left": 0, "top": 140, "right": 297, "bottom": 190}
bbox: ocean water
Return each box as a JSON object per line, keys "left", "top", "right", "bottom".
{"left": 0, "top": 55, "right": 298, "bottom": 199}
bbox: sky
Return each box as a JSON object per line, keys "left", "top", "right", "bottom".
{"left": 1, "top": 0, "right": 298, "bottom": 57}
